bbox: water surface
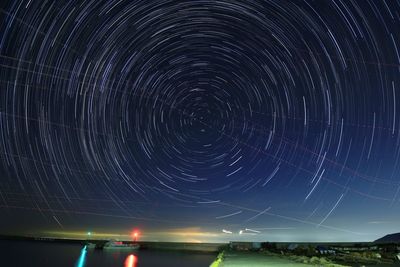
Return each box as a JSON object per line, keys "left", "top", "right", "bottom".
{"left": 0, "top": 240, "right": 216, "bottom": 267}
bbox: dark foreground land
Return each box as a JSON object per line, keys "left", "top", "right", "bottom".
{"left": 216, "top": 250, "right": 400, "bottom": 267}
{"left": 213, "top": 242, "right": 400, "bottom": 267}
{"left": 220, "top": 251, "right": 309, "bottom": 266}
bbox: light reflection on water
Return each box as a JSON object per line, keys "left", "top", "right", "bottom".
{"left": 0, "top": 241, "right": 215, "bottom": 267}
{"left": 76, "top": 245, "right": 87, "bottom": 267}
{"left": 76, "top": 246, "right": 138, "bottom": 267}
{"left": 76, "top": 246, "right": 137, "bottom": 267}
{"left": 124, "top": 254, "right": 137, "bottom": 267}
{"left": 75, "top": 246, "right": 137, "bottom": 267}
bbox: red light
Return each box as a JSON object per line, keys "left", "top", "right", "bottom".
{"left": 131, "top": 230, "right": 140, "bottom": 241}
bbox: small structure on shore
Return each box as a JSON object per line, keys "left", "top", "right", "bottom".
{"left": 316, "top": 245, "right": 335, "bottom": 255}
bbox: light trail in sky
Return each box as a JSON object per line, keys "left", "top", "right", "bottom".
{"left": 1, "top": 0, "right": 400, "bottom": 242}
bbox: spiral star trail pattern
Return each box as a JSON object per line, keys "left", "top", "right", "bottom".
{"left": 0, "top": 0, "right": 400, "bottom": 242}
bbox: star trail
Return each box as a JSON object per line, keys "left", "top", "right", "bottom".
{"left": 0, "top": 0, "right": 400, "bottom": 242}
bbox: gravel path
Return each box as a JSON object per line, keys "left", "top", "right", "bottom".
{"left": 220, "top": 251, "right": 312, "bottom": 267}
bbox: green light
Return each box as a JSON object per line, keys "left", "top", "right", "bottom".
{"left": 87, "top": 232, "right": 92, "bottom": 236}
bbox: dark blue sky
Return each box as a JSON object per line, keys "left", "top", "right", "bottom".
{"left": 0, "top": 0, "right": 400, "bottom": 242}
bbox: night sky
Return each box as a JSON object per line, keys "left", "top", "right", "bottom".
{"left": 1, "top": 0, "right": 400, "bottom": 243}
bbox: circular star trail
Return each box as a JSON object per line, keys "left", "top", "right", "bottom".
{"left": 1, "top": 0, "right": 400, "bottom": 239}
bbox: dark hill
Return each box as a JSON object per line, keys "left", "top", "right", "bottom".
{"left": 374, "top": 233, "right": 400, "bottom": 243}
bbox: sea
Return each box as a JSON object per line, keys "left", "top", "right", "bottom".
{"left": 0, "top": 240, "right": 216, "bottom": 267}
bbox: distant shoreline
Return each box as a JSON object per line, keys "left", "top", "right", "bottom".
{"left": 1, "top": 234, "right": 399, "bottom": 249}
{"left": 0, "top": 235, "right": 225, "bottom": 253}
{"left": 2, "top": 234, "right": 399, "bottom": 245}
